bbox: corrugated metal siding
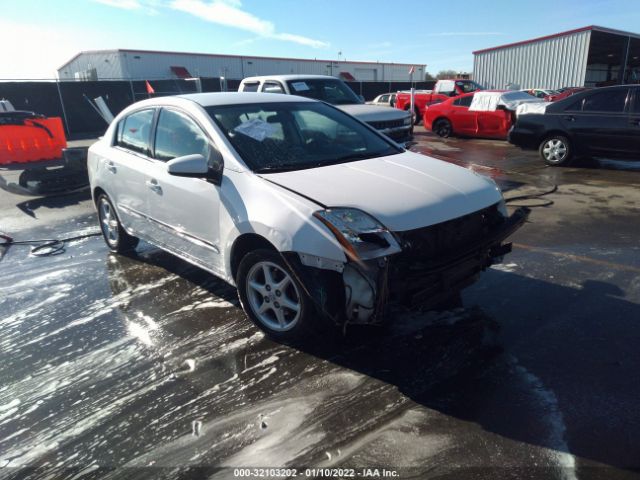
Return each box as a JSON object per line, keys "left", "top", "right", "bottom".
{"left": 59, "top": 51, "right": 423, "bottom": 82}
{"left": 58, "top": 51, "right": 126, "bottom": 80}
{"left": 473, "top": 30, "right": 591, "bottom": 89}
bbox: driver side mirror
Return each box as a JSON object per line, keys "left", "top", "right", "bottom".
{"left": 167, "top": 147, "right": 224, "bottom": 185}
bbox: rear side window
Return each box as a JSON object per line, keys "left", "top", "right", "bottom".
{"left": 153, "top": 109, "right": 210, "bottom": 162}
{"left": 241, "top": 82, "right": 260, "bottom": 92}
{"left": 582, "top": 89, "right": 629, "bottom": 113}
{"left": 115, "top": 109, "right": 154, "bottom": 155}
{"left": 454, "top": 95, "right": 473, "bottom": 107}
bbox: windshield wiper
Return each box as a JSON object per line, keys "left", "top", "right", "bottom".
{"left": 253, "top": 164, "right": 305, "bottom": 173}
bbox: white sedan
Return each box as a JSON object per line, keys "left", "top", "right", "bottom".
{"left": 88, "top": 92, "right": 528, "bottom": 342}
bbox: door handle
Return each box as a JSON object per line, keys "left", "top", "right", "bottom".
{"left": 106, "top": 161, "right": 116, "bottom": 173}
{"left": 146, "top": 179, "right": 162, "bottom": 193}
{"left": 564, "top": 115, "right": 576, "bottom": 122}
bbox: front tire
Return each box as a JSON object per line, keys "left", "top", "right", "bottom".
{"left": 236, "top": 249, "right": 321, "bottom": 342}
{"left": 433, "top": 118, "right": 453, "bottom": 138}
{"left": 97, "top": 194, "right": 139, "bottom": 253}
{"left": 539, "top": 135, "right": 572, "bottom": 166}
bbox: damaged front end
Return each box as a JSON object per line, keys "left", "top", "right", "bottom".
{"left": 290, "top": 204, "right": 529, "bottom": 328}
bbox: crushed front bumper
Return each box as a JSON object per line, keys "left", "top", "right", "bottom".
{"left": 341, "top": 206, "right": 530, "bottom": 324}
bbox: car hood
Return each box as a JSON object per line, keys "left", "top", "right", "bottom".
{"left": 261, "top": 151, "right": 503, "bottom": 232}
{"left": 336, "top": 104, "right": 410, "bottom": 122}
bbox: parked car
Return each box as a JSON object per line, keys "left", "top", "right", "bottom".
{"left": 423, "top": 90, "right": 543, "bottom": 139}
{"left": 522, "top": 88, "right": 558, "bottom": 99}
{"left": 395, "top": 79, "right": 484, "bottom": 123}
{"left": 367, "top": 93, "right": 397, "bottom": 107}
{"left": 544, "top": 87, "right": 590, "bottom": 102}
{"left": 88, "top": 92, "right": 528, "bottom": 341}
{"left": 238, "top": 75, "right": 412, "bottom": 143}
{"left": 509, "top": 85, "right": 640, "bottom": 165}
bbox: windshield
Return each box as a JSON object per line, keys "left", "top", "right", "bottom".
{"left": 206, "top": 101, "right": 401, "bottom": 173}
{"left": 285, "top": 79, "right": 362, "bottom": 105}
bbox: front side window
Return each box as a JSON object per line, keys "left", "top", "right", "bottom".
{"left": 582, "top": 89, "right": 629, "bottom": 113}
{"left": 116, "top": 109, "right": 154, "bottom": 155}
{"left": 154, "top": 109, "right": 209, "bottom": 161}
{"left": 286, "top": 79, "right": 361, "bottom": 105}
{"left": 456, "top": 80, "right": 484, "bottom": 94}
{"left": 379, "top": 94, "right": 390, "bottom": 103}
{"left": 207, "top": 101, "right": 400, "bottom": 173}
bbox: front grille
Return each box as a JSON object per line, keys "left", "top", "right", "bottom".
{"left": 395, "top": 204, "right": 503, "bottom": 262}
{"left": 367, "top": 119, "right": 406, "bottom": 130}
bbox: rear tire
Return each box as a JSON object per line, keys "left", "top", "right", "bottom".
{"left": 539, "top": 135, "right": 572, "bottom": 166}
{"left": 97, "top": 194, "right": 139, "bottom": 253}
{"left": 433, "top": 118, "right": 453, "bottom": 138}
{"left": 236, "top": 249, "right": 324, "bottom": 343}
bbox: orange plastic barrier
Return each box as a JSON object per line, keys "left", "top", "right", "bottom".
{"left": 0, "top": 117, "right": 67, "bottom": 165}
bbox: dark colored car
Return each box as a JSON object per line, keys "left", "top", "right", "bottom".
{"left": 544, "top": 87, "right": 590, "bottom": 102}
{"left": 509, "top": 85, "right": 640, "bottom": 166}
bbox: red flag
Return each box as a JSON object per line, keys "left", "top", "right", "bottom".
{"left": 408, "top": 66, "right": 415, "bottom": 75}
{"left": 145, "top": 81, "right": 155, "bottom": 94}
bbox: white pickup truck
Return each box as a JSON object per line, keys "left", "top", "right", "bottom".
{"left": 238, "top": 75, "right": 413, "bottom": 144}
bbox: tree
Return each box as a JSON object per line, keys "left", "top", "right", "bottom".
{"left": 424, "top": 71, "right": 436, "bottom": 81}
{"left": 436, "top": 70, "right": 459, "bottom": 80}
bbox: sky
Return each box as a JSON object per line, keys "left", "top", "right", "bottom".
{"left": 2, "top": 0, "right": 640, "bottom": 80}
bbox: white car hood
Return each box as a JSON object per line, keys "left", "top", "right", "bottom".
{"left": 261, "top": 151, "right": 503, "bottom": 232}
{"left": 336, "top": 104, "right": 410, "bottom": 122}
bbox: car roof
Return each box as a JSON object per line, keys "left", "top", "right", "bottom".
{"left": 241, "top": 74, "right": 339, "bottom": 82}
{"left": 144, "top": 92, "right": 317, "bottom": 108}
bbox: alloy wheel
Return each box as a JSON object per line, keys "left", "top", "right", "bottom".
{"left": 542, "top": 139, "right": 568, "bottom": 163}
{"left": 246, "top": 261, "right": 301, "bottom": 332}
{"left": 99, "top": 198, "right": 119, "bottom": 246}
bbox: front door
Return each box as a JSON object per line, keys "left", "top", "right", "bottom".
{"left": 146, "top": 108, "right": 223, "bottom": 273}
{"left": 450, "top": 94, "right": 477, "bottom": 135}
{"left": 562, "top": 88, "right": 632, "bottom": 156}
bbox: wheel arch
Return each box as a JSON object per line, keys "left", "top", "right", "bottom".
{"left": 230, "top": 233, "right": 278, "bottom": 282}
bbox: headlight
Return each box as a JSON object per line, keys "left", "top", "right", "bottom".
{"left": 313, "top": 208, "right": 395, "bottom": 261}
{"left": 403, "top": 116, "right": 412, "bottom": 126}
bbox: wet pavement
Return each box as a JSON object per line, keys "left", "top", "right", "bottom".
{"left": 0, "top": 129, "right": 639, "bottom": 479}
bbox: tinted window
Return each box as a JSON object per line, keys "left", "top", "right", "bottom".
{"left": 379, "top": 94, "right": 390, "bottom": 103}
{"left": 454, "top": 95, "right": 473, "bottom": 107}
{"left": 262, "top": 81, "right": 284, "bottom": 94}
{"left": 154, "top": 109, "right": 209, "bottom": 162}
{"left": 566, "top": 98, "right": 584, "bottom": 111}
{"left": 116, "top": 109, "right": 154, "bottom": 155}
{"left": 582, "top": 89, "right": 629, "bottom": 113}
{"left": 241, "top": 82, "right": 260, "bottom": 92}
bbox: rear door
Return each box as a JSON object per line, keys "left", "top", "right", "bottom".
{"left": 107, "top": 108, "right": 156, "bottom": 238}
{"left": 450, "top": 94, "right": 477, "bottom": 135}
{"left": 562, "top": 88, "right": 631, "bottom": 155}
{"left": 145, "top": 108, "right": 223, "bottom": 273}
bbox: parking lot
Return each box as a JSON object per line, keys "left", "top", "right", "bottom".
{"left": 1, "top": 127, "right": 639, "bottom": 479}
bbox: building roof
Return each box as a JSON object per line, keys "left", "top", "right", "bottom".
{"left": 473, "top": 25, "right": 640, "bottom": 55}
{"left": 58, "top": 48, "right": 422, "bottom": 71}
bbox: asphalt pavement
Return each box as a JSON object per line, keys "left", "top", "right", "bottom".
{"left": 0, "top": 130, "right": 639, "bottom": 480}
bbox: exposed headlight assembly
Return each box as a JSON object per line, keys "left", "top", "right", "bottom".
{"left": 313, "top": 208, "right": 401, "bottom": 261}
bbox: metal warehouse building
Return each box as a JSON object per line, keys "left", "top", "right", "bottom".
{"left": 57, "top": 49, "right": 424, "bottom": 83}
{"left": 473, "top": 25, "right": 640, "bottom": 90}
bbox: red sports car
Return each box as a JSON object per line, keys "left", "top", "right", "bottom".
{"left": 544, "top": 87, "right": 590, "bottom": 102}
{"left": 423, "top": 91, "right": 542, "bottom": 139}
